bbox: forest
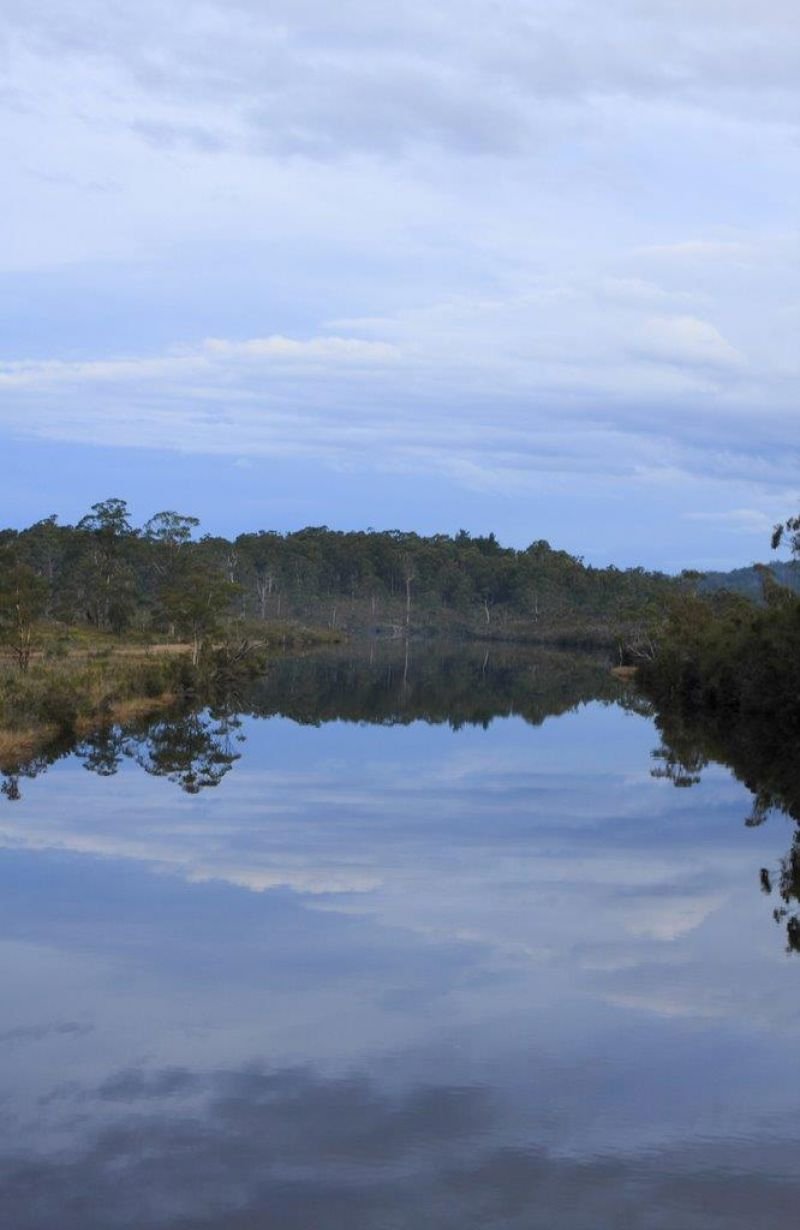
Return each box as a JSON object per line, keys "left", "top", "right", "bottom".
{"left": 0, "top": 496, "right": 680, "bottom": 660}
{"left": 2, "top": 497, "right": 799, "bottom": 775}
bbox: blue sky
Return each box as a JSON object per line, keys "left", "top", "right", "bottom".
{"left": 2, "top": 0, "right": 798, "bottom": 569}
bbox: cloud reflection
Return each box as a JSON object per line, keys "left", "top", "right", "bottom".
{"left": 2, "top": 1058, "right": 798, "bottom": 1230}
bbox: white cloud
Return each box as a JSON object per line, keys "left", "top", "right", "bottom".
{"left": 202, "top": 335, "right": 399, "bottom": 363}
{"left": 635, "top": 315, "right": 743, "bottom": 370}
{"left": 0, "top": 0, "right": 798, "bottom": 563}
{"left": 0, "top": 335, "right": 399, "bottom": 389}
{"left": 636, "top": 241, "right": 754, "bottom": 262}
{"left": 600, "top": 277, "right": 699, "bottom": 306}
{"left": 621, "top": 893, "right": 725, "bottom": 941}
{"left": 683, "top": 508, "right": 773, "bottom": 533}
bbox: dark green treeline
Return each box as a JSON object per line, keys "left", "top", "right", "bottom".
{"left": 638, "top": 511, "right": 800, "bottom": 728}
{"left": 0, "top": 497, "right": 677, "bottom": 645}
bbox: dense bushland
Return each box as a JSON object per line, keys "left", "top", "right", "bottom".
{"left": 639, "top": 520, "right": 800, "bottom": 725}
{"left": 0, "top": 497, "right": 678, "bottom": 655}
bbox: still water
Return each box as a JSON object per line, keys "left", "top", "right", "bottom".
{"left": 1, "top": 647, "right": 799, "bottom": 1228}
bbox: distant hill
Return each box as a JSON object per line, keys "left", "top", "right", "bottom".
{"left": 697, "top": 560, "right": 800, "bottom": 601}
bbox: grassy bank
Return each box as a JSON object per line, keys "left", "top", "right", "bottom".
{"left": 0, "top": 620, "right": 344, "bottom": 769}
{"left": 0, "top": 650, "right": 189, "bottom": 758}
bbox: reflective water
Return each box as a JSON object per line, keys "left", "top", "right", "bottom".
{"left": 1, "top": 646, "right": 799, "bottom": 1228}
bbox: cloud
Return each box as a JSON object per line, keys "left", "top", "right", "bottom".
{"left": 202, "top": 335, "right": 399, "bottom": 362}
{"left": 1, "top": 0, "right": 798, "bottom": 565}
{"left": 5, "top": 1, "right": 800, "bottom": 165}
{"left": 600, "top": 277, "right": 700, "bottom": 305}
{"left": 0, "top": 334, "right": 399, "bottom": 389}
{"left": 3, "top": 1056, "right": 799, "bottom": 1230}
{"left": 621, "top": 892, "right": 724, "bottom": 941}
{"left": 635, "top": 315, "right": 743, "bottom": 370}
{"left": 0, "top": 1021, "right": 93, "bottom": 1044}
{"left": 683, "top": 507, "right": 773, "bottom": 533}
{"left": 0, "top": 311, "right": 791, "bottom": 515}
{"left": 129, "top": 118, "right": 229, "bottom": 153}
{"left": 0, "top": 274, "right": 786, "bottom": 506}
{"left": 637, "top": 240, "right": 754, "bottom": 262}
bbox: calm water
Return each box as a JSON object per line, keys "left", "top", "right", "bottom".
{"left": 1, "top": 647, "right": 799, "bottom": 1228}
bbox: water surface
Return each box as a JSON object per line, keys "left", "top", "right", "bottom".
{"left": 1, "top": 646, "right": 799, "bottom": 1228}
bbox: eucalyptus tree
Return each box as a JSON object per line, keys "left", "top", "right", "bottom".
{"left": 161, "top": 562, "right": 241, "bottom": 665}
{"left": 143, "top": 510, "right": 201, "bottom": 549}
{"left": 74, "top": 498, "right": 138, "bottom": 631}
{"left": 143, "top": 510, "right": 201, "bottom": 631}
{"left": 771, "top": 514, "right": 800, "bottom": 556}
{"left": 0, "top": 549, "right": 47, "bottom": 670}
{"left": 236, "top": 531, "right": 283, "bottom": 620}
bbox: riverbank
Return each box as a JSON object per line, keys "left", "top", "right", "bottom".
{"left": 637, "top": 591, "right": 800, "bottom": 723}
{"left": 0, "top": 621, "right": 344, "bottom": 771}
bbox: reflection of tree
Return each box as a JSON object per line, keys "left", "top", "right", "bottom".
{"left": 135, "top": 709, "right": 242, "bottom": 794}
{"left": 2, "top": 707, "right": 246, "bottom": 801}
{"left": 652, "top": 701, "right": 800, "bottom": 953}
{"left": 0, "top": 735, "right": 75, "bottom": 801}
{"left": 650, "top": 743, "right": 707, "bottom": 788}
{"left": 761, "top": 833, "right": 800, "bottom": 953}
{"left": 0, "top": 763, "right": 43, "bottom": 802}
{"left": 77, "top": 726, "right": 133, "bottom": 777}
{"left": 3, "top": 647, "right": 618, "bottom": 803}
{"left": 242, "top": 644, "right": 620, "bottom": 730}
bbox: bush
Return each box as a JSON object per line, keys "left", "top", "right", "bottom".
{"left": 35, "top": 676, "right": 81, "bottom": 732}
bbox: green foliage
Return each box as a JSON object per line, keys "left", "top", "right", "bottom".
{"left": 77, "top": 498, "right": 133, "bottom": 540}
{"left": 161, "top": 562, "right": 241, "bottom": 665}
{"left": 0, "top": 549, "right": 48, "bottom": 670}
{"left": 641, "top": 596, "right": 797, "bottom": 716}
{"left": 143, "top": 510, "right": 200, "bottom": 547}
{"left": 771, "top": 513, "right": 800, "bottom": 556}
{"left": 615, "top": 509, "right": 800, "bottom": 956}
{"left": 1, "top": 498, "right": 681, "bottom": 646}
{"left": 698, "top": 559, "right": 800, "bottom": 601}
{"left": 0, "top": 651, "right": 193, "bottom": 736}
{"left": 640, "top": 577, "right": 800, "bottom": 722}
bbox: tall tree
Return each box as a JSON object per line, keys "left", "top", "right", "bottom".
{"left": 75, "top": 498, "right": 137, "bottom": 630}
{"left": 143, "top": 510, "right": 200, "bottom": 550}
{"left": 77, "top": 497, "right": 134, "bottom": 541}
{"left": 161, "top": 562, "right": 240, "bottom": 665}
{"left": 0, "top": 551, "right": 47, "bottom": 671}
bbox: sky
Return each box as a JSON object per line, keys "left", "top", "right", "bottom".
{"left": 1, "top": 0, "right": 798, "bottom": 570}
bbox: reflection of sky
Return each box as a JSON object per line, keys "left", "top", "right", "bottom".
{"left": 1, "top": 702, "right": 800, "bottom": 1227}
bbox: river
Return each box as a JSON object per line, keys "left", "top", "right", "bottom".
{"left": 1, "top": 645, "right": 798, "bottom": 1228}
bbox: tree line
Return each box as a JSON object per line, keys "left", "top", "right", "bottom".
{"left": 637, "top": 511, "right": 800, "bottom": 725}
{"left": 0, "top": 497, "right": 680, "bottom": 664}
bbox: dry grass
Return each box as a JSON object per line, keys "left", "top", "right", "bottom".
{"left": 611, "top": 665, "right": 639, "bottom": 680}
{"left": 1, "top": 691, "right": 177, "bottom": 772}
{"left": 83, "top": 643, "right": 192, "bottom": 659}
{"left": 0, "top": 725, "right": 59, "bottom": 768}
{"left": 0, "top": 629, "right": 193, "bottom": 670}
{"left": 0, "top": 643, "right": 192, "bottom": 748}
{"left": 73, "top": 693, "right": 176, "bottom": 733}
